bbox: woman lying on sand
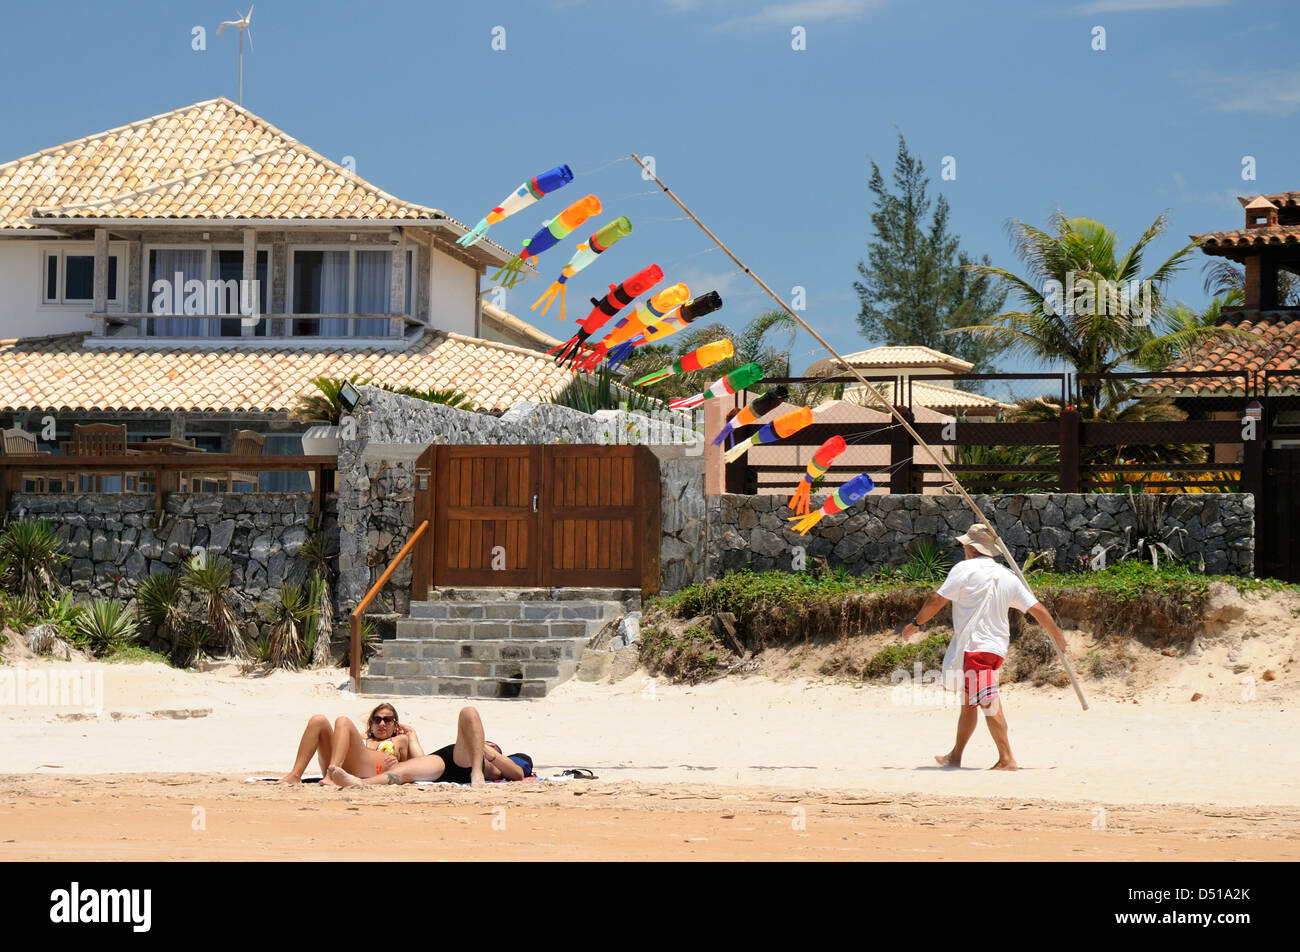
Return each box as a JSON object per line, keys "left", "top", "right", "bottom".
{"left": 278, "top": 703, "right": 424, "bottom": 785}
{"left": 328, "top": 705, "right": 530, "bottom": 787}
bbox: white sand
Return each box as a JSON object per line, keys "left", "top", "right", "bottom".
{"left": 3, "top": 652, "right": 1298, "bottom": 808}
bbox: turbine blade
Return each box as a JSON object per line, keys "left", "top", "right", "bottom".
{"left": 245, "top": 28, "right": 253, "bottom": 51}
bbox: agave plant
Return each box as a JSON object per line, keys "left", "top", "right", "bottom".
{"left": 297, "top": 535, "right": 336, "bottom": 667}
{"left": 137, "top": 571, "right": 184, "bottom": 642}
{"left": 0, "top": 593, "right": 39, "bottom": 632}
{"left": 0, "top": 520, "right": 68, "bottom": 601}
{"left": 39, "top": 591, "right": 84, "bottom": 642}
{"left": 1107, "top": 490, "right": 1187, "bottom": 570}
{"left": 181, "top": 555, "right": 247, "bottom": 658}
{"left": 901, "top": 539, "right": 951, "bottom": 584}
{"left": 74, "top": 598, "right": 139, "bottom": 655}
{"left": 547, "top": 366, "right": 659, "bottom": 415}
{"left": 172, "top": 624, "right": 213, "bottom": 668}
{"left": 263, "top": 582, "right": 312, "bottom": 669}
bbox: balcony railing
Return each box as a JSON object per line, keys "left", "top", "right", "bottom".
{"left": 89, "top": 313, "right": 424, "bottom": 342}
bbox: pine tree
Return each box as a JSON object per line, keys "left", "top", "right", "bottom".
{"left": 853, "top": 134, "right": 1006, "bottom": 369}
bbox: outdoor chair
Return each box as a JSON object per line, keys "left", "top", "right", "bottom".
{"left": 192, "top": 429, "right": 265, "bottom": 492}
{"left": 1, "top": 427, "right": 55, "bottom": 492}
{"left": 69, "top": 423, "right": 139, "bottom": 492}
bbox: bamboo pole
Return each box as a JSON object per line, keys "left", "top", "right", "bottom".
{"left": 629, "top": 153, "right": 1088, "bottom": 711}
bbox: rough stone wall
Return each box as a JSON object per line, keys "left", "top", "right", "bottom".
{"left": 707, "top": 492, "right": 1254, "bottom": 578}
{"left": 336, "top": 386, "right": 706, "bottom": 611}
{"left": 7, "top": 492, "right": 336, "bottom": 599}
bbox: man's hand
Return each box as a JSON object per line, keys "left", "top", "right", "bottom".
{"left": 899, "top": 622, "right": 920, "bottom": 642}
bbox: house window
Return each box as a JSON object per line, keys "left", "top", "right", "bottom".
{"left": 146, "top": 246, "right": 270, "bottom": 337}
{"left": 43, "top": 250, "right": 120, "bottom": 304}
{"left": 290, "top": 247, "right": 399, "bottom": 337}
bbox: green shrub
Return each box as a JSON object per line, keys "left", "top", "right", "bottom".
{"left": 0, "top": 520, "right": 68, "bottom": 601}
{"left": 74, "top": 598, "right": 139, "bottom": 655}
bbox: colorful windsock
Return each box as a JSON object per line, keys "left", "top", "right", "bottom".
{"left": 575, "top": 284, "right": 691, "bottom": 372}
{"left": 632, "top": 339, "right": 734, "bottom": 387}
{"left": 458, "top": 164, "right": 574, "bottom": 248}
{"left": 530, "top": 217, "right": 632, "bottom": 321}
{"left": 787, "top": 473, "right": 876, "bottom": 535}
{"left": 709, "top": 385, "right": 790, "bottom": 445}
{"left": 788, "top": 436, "right": 848, "bottom": 515}
{"left": 723, "top": 406, "right": 814, "bottom": 464}
{"left": 668, "top": 362, "right": 765, "bottom": 411}
{"left": 606, "top": 291, "right": 724, "bottom": 367}
{"left": 492, "top": 195, "right": 602, "bottom": 288}
{"left": 549, "top": 264, "right": 663, "bottom": 368}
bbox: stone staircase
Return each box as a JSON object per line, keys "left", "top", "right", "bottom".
{"left": 358, "top": 588, "right": 637, "bottom": 699}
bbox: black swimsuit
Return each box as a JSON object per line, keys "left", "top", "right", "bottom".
{"left": 431, "top": 744, "right": 474, "bottom": 784}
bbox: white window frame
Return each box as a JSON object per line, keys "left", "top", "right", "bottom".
{"left": 40, "top": 243, "right": 125, "bottom": 308}
{"left": 141, "top": 243, "right": 273, "bottom": 334}
{"left": 286, "top": 244, "right": 411, "bottom": 337}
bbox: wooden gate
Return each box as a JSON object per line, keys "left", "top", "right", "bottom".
{"left": 414, "top": 444, "right": 660, "bottom": 596}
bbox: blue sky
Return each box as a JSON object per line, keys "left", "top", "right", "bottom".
{"left": 2, "top": 0, "right": 1296, "bottom": 392}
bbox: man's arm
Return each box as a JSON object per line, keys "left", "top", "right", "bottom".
{"left": 1027, "top": 602, "right": 1068, "bottom": 652}
{"left": 485, "top": 748, "right": 525, "bottom": 782}
{"left": 900, "top": 591, "right": 949, "bottom": 640}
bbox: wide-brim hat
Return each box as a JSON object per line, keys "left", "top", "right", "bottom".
{"left": 956, "top": 523, "right": 1001, "bottom": 557}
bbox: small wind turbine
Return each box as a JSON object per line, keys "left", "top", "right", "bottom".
{"left": 217, "top": 6, "right": 255, "bottom": 105}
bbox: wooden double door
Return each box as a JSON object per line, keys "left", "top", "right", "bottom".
{"left": 413, "top": 444, "right": 660, "bottom": 596}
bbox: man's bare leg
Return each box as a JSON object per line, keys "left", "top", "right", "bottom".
{"left": 935, "top": 699, "right": 978, "bottom": 767}
{"left": 982, "top": 695, "right": 1018, "bottom": 769}
{"left": 453, "top": 706, "right": 487, "bottom": 785}
{"left": 278, "top": 714, "right": 333, "bottom": 784}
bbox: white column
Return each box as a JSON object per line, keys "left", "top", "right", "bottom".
{"left": 241, "top": 228, "right": 258, "bottom": 336}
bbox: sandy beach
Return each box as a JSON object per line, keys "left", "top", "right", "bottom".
{"left": 2, "top": 643, "right": 1298, "bottom": 861}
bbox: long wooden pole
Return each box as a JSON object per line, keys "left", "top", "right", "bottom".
{"left": 629, "top": 153, "right": 1088, "bottom": 711}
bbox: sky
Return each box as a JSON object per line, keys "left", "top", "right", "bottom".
{"left": 1, "top": 0, "right": 1296, "bottom": 397}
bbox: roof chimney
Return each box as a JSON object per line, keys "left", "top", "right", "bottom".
{"left": 1245, "top": 195, "right": 1278, "bottom": 229}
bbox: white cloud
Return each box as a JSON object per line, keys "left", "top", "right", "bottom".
{"left": 1075, "top": 0, "right": 1230, "bottom": 12}
{"left": 719, "top": 0, "right": 884, "bottom": 29}
{"left": 1193, "top": 68, "right": 1300, "bottom": 115}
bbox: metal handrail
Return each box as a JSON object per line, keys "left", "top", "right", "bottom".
{"left": 349, "top": 520, "right": 428, "bottom": 689}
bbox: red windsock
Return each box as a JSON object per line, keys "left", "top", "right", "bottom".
{"left": 551, "top": 264, "right": 663, "bottom": 368}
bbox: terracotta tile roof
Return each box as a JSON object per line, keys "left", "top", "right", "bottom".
{"left": 1193, "top": 225, "right": 1300, "bottom": 254}
{"left": 481, "top": 301, "right": 562, "bottom": 350}
{"left": 1237, "top": 191, "right": 1300, "bottom": 209}
{"left": 805, "top": 345, "right": 974, "bottom": 376}
{"left": 1142, "top": 312, "right": 1300, "bottom": 396}
{"left": 0, "top": 330, "right": 576, "bottom": 414}
{"left": 0, "top": 98, "right": 511, "bottom": 262}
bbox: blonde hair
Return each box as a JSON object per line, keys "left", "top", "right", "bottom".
{"left": 364, "top": 702, "right": 399, "bottom": 739}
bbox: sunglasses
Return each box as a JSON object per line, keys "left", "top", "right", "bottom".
{"left": 371, "top": 715, "right": 395, "bottom": 725}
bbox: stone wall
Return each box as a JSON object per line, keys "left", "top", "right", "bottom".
{"left": 707, "top": 492, "right": 1254, "bottom": 577}
{"left": 337, "top": 387, "right": 705, "bottom": 612}
{"left": 7, "top": 492, "right": 337, "bottom": 600}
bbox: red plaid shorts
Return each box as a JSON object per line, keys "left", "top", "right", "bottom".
{"left": 963, "top": 651, "right": 1004, "bottom": 707}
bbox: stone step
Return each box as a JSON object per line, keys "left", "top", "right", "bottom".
{"left": 359, "top": 674, "right": 550, "bottom": 700}
{"left": 366, "top": 657, "right": 573, "bottom": 681}
{"left": 428, "top": 587, "right": 640, "bottom": 607}
{"left": 394, "top": 618, "right": 597, "bottom": 641}
{"left": 407, "top": 599, "right": 622, "bottom": 622}
{"left": 373, "top": 638, "right": 586, "bottom": 663}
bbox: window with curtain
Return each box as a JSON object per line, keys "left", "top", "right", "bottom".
{"left": 215, "top": 250, "right": 269, "bottom": 337}
{"left": 405, "top": 249, "right": 415, "bottom": 317}
{"left": 354, "top": 250, "right": 392, "bottom": 336}
{"left": 149, "top": 248, "right": 208, "bottom": 336}
{"left": 292, "top": 250, "right": 351, "bottom": 336}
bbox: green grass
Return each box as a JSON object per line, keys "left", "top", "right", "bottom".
{"left": 862, "top": 632, "right": 951, "bottom": 679}
{"left": 100, "top": 642, "right": 170, "bottom": 665}
{"left": 653, "top": 562, "right": 1295, "bottom": 623}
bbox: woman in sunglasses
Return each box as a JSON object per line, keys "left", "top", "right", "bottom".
{"left": 277, "top": 703, "right": 425, "bottom": 785}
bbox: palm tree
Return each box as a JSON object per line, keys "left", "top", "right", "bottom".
{"left": 955, "top": 211, "right": 1232, "bottom": 412}
{"left": 1134, "top": 295, "right": 1259, "bottom": 371}
{"left": 181, "top": 555, "right": 246, "bottom": 658}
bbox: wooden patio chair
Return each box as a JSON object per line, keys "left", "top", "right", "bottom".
{"left": 135, "top": 438, "right": 198, "bottom": 494}
{"left": 191, "top": 429, "right": 265, "bottom": 492}
{"left": 1, "top": 428, "right": 54, "bottom": 491}
{"left": 70, "top": 423, "right": 138, "bottom": 492}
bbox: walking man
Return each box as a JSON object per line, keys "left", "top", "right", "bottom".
{"left": 899, "top": 523, "right": 1069, "bottom": 770}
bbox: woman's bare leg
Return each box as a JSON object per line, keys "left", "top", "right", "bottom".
{"left": 330, "top": 754, "right": 449, "bottom": 788}
{"left": 278, "top": 714, "right": 332, "bottom": 784}
{"left": 453, "top": 706, "right": 487, "bottom": 785}
{"left": 330, "top": 715, "right": 381, "bottom": 779}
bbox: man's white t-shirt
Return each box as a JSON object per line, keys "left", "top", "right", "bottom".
{"left": 936, "top": 557, "right": 1038, "bottom": 669}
